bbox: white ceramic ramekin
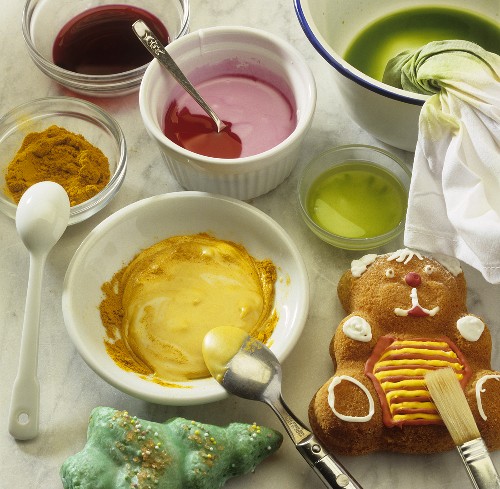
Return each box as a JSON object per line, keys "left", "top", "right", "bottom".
{"left": 139, "top": 26, "right": 316, "bottom": 200}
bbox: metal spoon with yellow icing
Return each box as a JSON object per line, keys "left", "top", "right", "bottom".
{"left": 202, "top": 326, "right": 364, "bottom": 489}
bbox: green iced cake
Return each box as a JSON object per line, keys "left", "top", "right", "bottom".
{"left": 61, "top": 407, "right": 283, "bottom": 489}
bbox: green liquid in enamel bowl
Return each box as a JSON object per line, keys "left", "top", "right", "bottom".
{"left": 306, "top": 162, "right": 407, "bottom": 239}
{"left": 344, "top": 7, "right": 500, "bottom": 82}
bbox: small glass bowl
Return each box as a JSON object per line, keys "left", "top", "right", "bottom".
{"left": 22, "top": 0, "right": 190, "bottom": 97}
{"left": 0, "top": 97, "right": 127, "bottom": 225}
{"left": 298, "top": 144, "right": 411, "bottom": 250}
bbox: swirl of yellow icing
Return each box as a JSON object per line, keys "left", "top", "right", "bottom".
{"left": 101, "top": 233, "right": 277, "bottom": 383}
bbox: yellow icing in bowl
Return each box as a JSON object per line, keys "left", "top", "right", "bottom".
{"left": 100, "top": 233, "right": 277, "bottom": 383}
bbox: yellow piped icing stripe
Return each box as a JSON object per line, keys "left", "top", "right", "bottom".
{"left": 380, "top": 379, "right": 427, "bottom": 390}
{"left": 379, "top": 347, "right": 457, "bottom": 361}
{"left": 391, "top": 401, "right": 435, "bottom": 412}
{"left": 375, "top": 359, "right": 460, "bottom": 369}
{"left": 392, "top": 413, "right": 442, "bottom": 422}
{"left": 385, "top": 389, "right": 430, "bottom": 402}
{"left": 375, "top": 368, "right": 464, "bottom": 381}
{"left": 387, "top": 340, "right": 449, "bottom": 348}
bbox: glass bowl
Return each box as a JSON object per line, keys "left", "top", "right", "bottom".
{"left": 0, "top": 96, "right": 127, "bottom": 225}
{"left": 298, "top": 144, "right": 411, "bottom": 250}
{"left": 22, "top": 0, "right": 190, "bottom": 96}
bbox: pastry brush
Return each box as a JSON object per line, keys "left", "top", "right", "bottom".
{"left": 425, "top": 367, "right": 500, "bottom": 489}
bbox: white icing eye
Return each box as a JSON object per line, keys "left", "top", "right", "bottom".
{"left": 385, "top": 268, "right": 395, "bottom": 278}
{"left": 423, "top": 265, "right": 433, "bottom": 275}
{"left": 342, "top": 316, "right": 372, "bottom": 342}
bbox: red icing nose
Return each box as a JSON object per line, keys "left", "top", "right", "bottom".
{"left": 405, "top": 272, "right": 421, "bottom": 287}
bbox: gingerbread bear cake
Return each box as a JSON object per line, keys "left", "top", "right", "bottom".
{"left": 309, "top": 249, "right": 500, "bottom": 455}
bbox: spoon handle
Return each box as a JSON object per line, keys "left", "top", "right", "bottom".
{"left": 132, "top": 20, "right": 227, "bottom": 133}
{"left": 269, "top": 395, "right": 363, "bottom": 489}
{"left": 8, "top": 253, "right": 45, "bottom": 440}
{"left": 268, "top": 393, "right": 312, "bottom": 444}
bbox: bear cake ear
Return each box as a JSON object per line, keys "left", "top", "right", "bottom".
{"left": 431, "top": 253, "right": 462, "bottom": 276}
{"left": 60, "top": 407, "right": 283, "bottom": 489}
{"left": 351, "top": 254, "right": 378, "bottom": 277}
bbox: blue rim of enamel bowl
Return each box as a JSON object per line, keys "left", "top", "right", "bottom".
{"left": 293, "top": 0, "right": 426, "bottom": 107}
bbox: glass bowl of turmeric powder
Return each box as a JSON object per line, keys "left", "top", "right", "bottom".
{"left": 0, "top": 96, "right": 127, "bottom": 225}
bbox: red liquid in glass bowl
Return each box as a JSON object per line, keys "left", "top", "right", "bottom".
{"left": 163, "top": 74, "right": 297, "bottom": 159}
{"left": 53, "top": 5, "right": 169, "bottom": 75}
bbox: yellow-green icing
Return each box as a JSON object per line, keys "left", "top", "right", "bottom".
{"left": 60, "top": 407, "right": 283, "bottom": 489}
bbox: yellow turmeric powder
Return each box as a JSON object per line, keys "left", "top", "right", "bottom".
{"left": 5, "top": 124, "right": 110, "bottom": 206}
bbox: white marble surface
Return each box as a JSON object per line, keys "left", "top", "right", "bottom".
{"left": 1, "top": 1, "right": 500, "bottom": 488}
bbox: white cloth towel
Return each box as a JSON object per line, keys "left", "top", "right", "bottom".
{"left": 383, "top": 40, "right": 500, "bottom": 283}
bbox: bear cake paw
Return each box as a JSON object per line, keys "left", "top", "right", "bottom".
{"left": 309, "top": 248, "right": 500, "bottom": 455}
{"left": 61, "top": 407, "right": 283, "bottom": 489}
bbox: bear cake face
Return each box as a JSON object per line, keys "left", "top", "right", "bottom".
{"left": 309, "top": 249, "right": 500, "bottom": 455}
{"left": 343, "top": 249, "right": 467, "bottom": 337}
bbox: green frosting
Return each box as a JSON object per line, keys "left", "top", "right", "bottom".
{"left": 60, "top": 407, "right": 283, "bottom": 489}
{"left": 382, "top": 40, "right": 500, "bottom": 95}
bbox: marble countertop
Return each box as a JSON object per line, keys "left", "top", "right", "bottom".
{"left": 1, "top": 1, "right": 500, "bottom": 488}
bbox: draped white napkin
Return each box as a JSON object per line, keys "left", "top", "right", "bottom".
{"left": 383, "top": 40, "right": 500, "bottom": 283}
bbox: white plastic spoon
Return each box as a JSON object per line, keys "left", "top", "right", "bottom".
{"left": 8, "top": 181, "right": 70, "bottom": 440}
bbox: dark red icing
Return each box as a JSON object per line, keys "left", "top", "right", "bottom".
{"left": 407, "top": 305, "right": 430, "bottom": 317}
{"left": 405, "top": 272, "right": 422, "bottom": 287}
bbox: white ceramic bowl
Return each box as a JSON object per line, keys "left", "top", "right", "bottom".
{"left": 139, "top": 26, "right": 316, "bottom": 200}
{"left": 62, "top": 191, "right": 309, "bottom": 405}
{"left": 0, "top": 97, "right": 126, "bottom": 225}
{"left": 294, "top": 0, "right": 498, "bottom": 151}
{"left": 22, "top": 0, "right": 189, "bottom": 96}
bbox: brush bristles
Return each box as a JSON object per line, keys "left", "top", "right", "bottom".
{"left": 425, "top": 368, "right": 480, "bottom": 446}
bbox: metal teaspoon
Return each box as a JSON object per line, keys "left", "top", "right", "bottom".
{"left": 132, "top": 19, "right": 227, "bottom": 133}
{"left": 202, "top": 326, "right": 364, "bottom": 489}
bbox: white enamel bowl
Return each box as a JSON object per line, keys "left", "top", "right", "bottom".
{"left": 294, "top": 0, "right": 498, "bottom": 151}
{"left": 62, "top": 191, "right": 309, "bottom": 405}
